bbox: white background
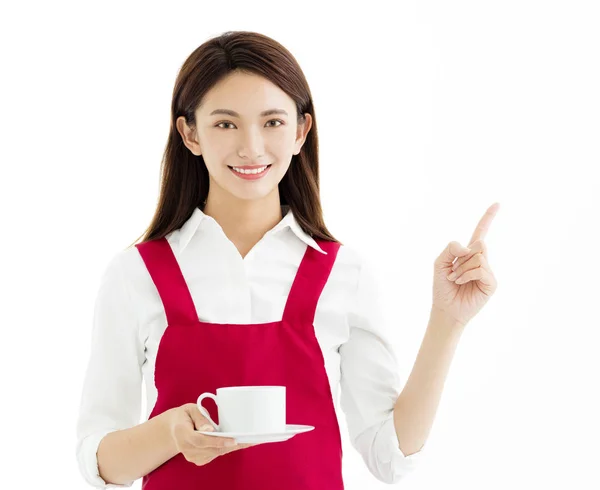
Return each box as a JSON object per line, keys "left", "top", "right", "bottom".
{"left": 1, "top": 1, "right": 599, "bottom": 488}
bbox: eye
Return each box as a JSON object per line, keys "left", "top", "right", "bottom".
{"left": 215, "top": 119, "right": 285, "bottom": 129}
{"left": 266, "top": 119, "right": 284, "bottom": 127}
{"left": 216, "top": 121, "right": 235, "bottom": 130}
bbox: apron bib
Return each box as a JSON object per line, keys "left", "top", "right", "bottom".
{"left": 135, "top": 237, "right": 344, "bottom": 489}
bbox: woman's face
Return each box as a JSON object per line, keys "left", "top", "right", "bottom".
{"left": 177, "top": 71, "right": 312, "bottom": 203}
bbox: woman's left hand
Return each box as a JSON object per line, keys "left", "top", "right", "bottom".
{"left": 431, "top": 202, "right": 500, "bottom": 328}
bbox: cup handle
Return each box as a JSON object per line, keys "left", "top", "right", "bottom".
{"left": 196, "top": 393, "right": 220, "bottom": 431}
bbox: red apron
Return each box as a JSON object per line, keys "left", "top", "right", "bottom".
{"left": 135, "top": 236, "right": 345, "bottom": 489}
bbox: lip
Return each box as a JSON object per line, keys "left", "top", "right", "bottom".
{"left": 228, "top": 164, "right": 272, "bottom": 180}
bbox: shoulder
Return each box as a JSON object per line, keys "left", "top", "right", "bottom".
{"left": 99, "top": 242, "right": 165, "bottom": 299}
{"left": 324, "top": 242, "right": 372, "bottom": 292}
{"left": 332, "top": 242, "right": 370, "bottom": 271}
{"left": 334, "top": 242, "right": 382, "bottom": 291}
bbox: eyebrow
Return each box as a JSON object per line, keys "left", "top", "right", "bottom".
{"left": 209, "top": 108, "right": 289, "bottom": 118}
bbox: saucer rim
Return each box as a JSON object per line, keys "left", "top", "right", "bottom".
{"left": 195, "top": 424, "right": 314, "bottom": 437}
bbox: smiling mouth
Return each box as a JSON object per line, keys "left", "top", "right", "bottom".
{"left": 228, "top": 164, "right": 271, "bottom": 173}
{"left": 227, "top": 164, "right": 272, "bottom": 179}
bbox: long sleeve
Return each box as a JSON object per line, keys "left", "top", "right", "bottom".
{"left": 339, "top": 253, "right": 423, "bottom": 484}
{"left": 75, "top": 250, "right": 145, "bottom": 488}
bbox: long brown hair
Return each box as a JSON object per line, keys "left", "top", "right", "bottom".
{"left": 126, "top": 30, "right": 341, "bottom": 249}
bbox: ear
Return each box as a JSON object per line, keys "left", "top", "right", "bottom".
{"left": 176, "top": 116, "right": 202, "bottom": 156}
{"left": 293, "top": 112, "right": 312, "bottom": 156}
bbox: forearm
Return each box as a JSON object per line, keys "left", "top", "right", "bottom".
{"left": 393, "top": 307, "right": 465, "bottom": 456}
{"left": 97, "top": 408, "right": 179, "bottom": 485}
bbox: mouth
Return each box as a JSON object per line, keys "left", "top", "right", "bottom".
{"left": 227, "top": 164, "right": 272, "bottom": 180}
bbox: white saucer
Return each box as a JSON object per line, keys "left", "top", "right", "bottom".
{"left": 196, "top": 424, "right": 315, "bottom": 444}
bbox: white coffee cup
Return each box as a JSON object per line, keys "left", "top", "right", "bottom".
{"left": 197, "top": 386, "right": 286, "bottom": 433}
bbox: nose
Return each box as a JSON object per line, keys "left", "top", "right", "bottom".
{"left": 237, "top": 125, "right": 266, "bottom": 162}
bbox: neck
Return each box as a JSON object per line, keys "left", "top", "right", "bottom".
{"left": 202, "top": 189, "right": 284, "bottom": 248}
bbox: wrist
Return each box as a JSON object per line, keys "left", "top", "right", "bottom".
{"left": 429, "top": 306, "right": 466, "bottom": 332}
{"left": 162, "top": 407, "right": 181, "bottom": 456}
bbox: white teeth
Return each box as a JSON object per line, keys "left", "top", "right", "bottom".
{"left": 232, "top": 165, "right": 268, "bottom": 175}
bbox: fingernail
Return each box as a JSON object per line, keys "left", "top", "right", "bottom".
{"left": 447, "top": 272, "right": 457, "bottom": 281}
{"left": 199, "top": 425, "right": 214, "bottom": 431}
{"left": 225, "top": 440, "right": 237, "bottom": 447}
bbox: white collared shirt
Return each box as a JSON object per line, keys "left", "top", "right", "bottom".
{"left": 75, "top": 205, "right": 423, "bottom": 488}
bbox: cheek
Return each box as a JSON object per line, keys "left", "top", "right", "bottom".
{"left": 200, "top": 144, "right": 229, "bottom": 168}
{"left": 273, "top": 161, "right": 292, "bottom": 180}
{"left": 270, "top": 129, "right": 296, "bottom": 150}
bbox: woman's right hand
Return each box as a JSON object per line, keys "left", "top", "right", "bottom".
{"left": 169, "top": 403, "right": 259, "bottom": 466}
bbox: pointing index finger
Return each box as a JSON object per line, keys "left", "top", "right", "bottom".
{"left": 468, "top": 202, "right": 500, "bottom": 246}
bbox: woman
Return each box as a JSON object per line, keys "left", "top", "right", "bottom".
{"left": 75, "top": 30, "right": 499, "bottom": 490}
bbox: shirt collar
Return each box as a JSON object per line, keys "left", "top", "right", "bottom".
{"left": 176, "top": 204, "right": 327, "bottom": 255}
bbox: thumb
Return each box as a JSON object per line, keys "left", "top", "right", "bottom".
{"left": 437, "top": 241, "right": 471, "bottom": 267}
{"left": 186, "top": 404, "right": 215, "bottom": 432}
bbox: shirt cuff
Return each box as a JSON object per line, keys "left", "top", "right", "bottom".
{"left": 77, "top": 429, "right": 135, "bottom": 488}
{"left": 375, "top": 414, "right": 422, "bottom": 483}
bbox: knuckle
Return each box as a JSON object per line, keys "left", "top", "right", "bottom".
{"left": 179, "top": 403, "right": 193, "bottom": 415}
{"left": 194, "top": 456, "right": 210, "bottom": 466}
{"left": 184, "top": 448, "right": 212, "bottom": 466}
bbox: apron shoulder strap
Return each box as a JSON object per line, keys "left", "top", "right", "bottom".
{"left": 282, "top": 240, "right": 341, "bottom": 326}
{"left": 135, "top": 237, "right": 199, "bottom": 326}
